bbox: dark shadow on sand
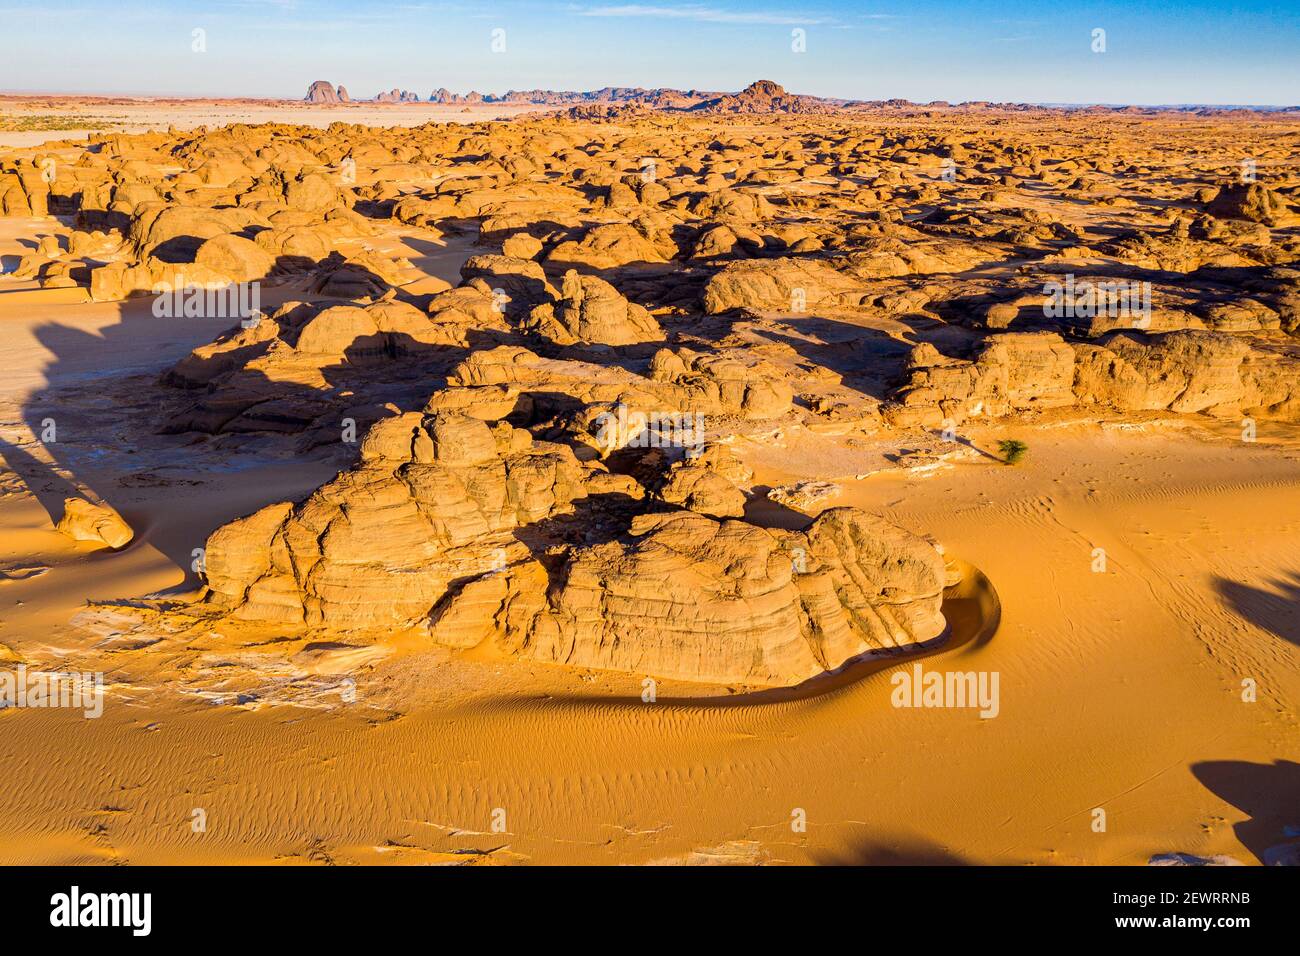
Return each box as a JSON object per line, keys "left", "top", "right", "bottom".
{"left": 1213, "top": 572, "right": 1300, "bottom": 648}
{"left": 1190, "top": 759, "right": 1300, "bottom": 864}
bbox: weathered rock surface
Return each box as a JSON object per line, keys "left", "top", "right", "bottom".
{"left": 56, "top": 498, "right": 134, "bottom": 549}
{"left": 445, "top": 344, "right": 794, "bottom": 422}
{"left": 507, "top": 506, "right": 947, "bottom": 685}
{"left": 888, "top": 331, "right": 1300, "bottom": 426}
{"left": 656, "top": 453, "right": 747, "bottom": 517}
{"left": 1205, "top": 183, "right": 1297, "bottom": 227}
{"left": 204, "top": 411, "right": 585, "bottom": 627}
{"left": 887, "top": 333, "right": 1077, "bottom": 427}
{"left": 201, "top": 411, "right": 949, "bottom": 685}
{"left": 526, "top": 270, "right": 662, "bottom": 345}
{"left": 305, "top": 81, "right": 342, "bottom": 103}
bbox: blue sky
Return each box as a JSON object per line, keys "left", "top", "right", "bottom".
{"left": 1, "top": 0, "right": 1297, "bottom": 104}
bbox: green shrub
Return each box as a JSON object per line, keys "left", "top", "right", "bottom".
{"left": 998, "top": 439, "right": 1029, "bottom": 465}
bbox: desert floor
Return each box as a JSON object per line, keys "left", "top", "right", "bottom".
{"left": 0, "top": 97, "right": 544, "bottom": 149}
{"left": 0, "top": 206, "right": 1296, "bottom": 865}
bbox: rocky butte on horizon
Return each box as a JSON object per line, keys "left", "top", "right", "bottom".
{"left": 302, "top": 78, "right": 1299, "bottom": 113}
{"left": 304, "top": 79, "right": 817, "bottom": 110}
{"left": 305, "top": 79, "right": 350, "bottom": 104}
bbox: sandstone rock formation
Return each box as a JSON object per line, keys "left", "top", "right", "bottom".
{"left": 442, "top": 344, "right": 794, "bottom": 423}
{"left": 200, "top": 411, "right": 950, "bottom": 685}
{"left": 509, "top": 506, "right": 947, "bottom": 684}
{"left": 0, "top": 162, "right": 49, "bottom": 217}
{"left": 693, "top": 80, "right": 832, "bottom": 115}
{"left": 1205, "top": 183, "right": 1297, "bottom": 226}
{"left": 887, "top": 333, "right": 1077, "bottom": 427}
{"left": 375, "top": 89, "right": 421, "bottom": 103}
{"left": 525, "top": 270, "right": 662, "bottom": 345}
{"left": 887, "top": 331, "right": 1300, "bottom": 427}
{"left": 56, "top": 498, "right": 134, "bottom": 549}
{"left": 656, "top": 451, "right": 747, "bottom": 518}
{"left": 305, "top": 81, "right": 342, "bottom": 104}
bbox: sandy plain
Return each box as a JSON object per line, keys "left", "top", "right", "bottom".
{"left": 0, "top": 96, "right": 543, "bottom": 149}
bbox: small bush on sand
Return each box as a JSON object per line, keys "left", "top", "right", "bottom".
{"left": 998, "top": 439, "right": 1029, "bottom": 465}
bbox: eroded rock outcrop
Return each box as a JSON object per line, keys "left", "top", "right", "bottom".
{"left": 56, "top": 498, "right": 134, "bottom": 549}
{"left": 204, "top": 412, "right": 586, "bottom": 628}
{"left": 1075, "top": 331, "right": 1300, "bottom": 419}
{"left": 887, "top": 330, "right": 1300, "bottom": 426}
{"left": 886, "top": 333, "right": 1076, "bottom": 427}
{"left": 305, "top": 81, "right": 342, "bottom": 104}
{"left": 11, "top": 102, "right": 1299, "bottom": 693}
{"left": 446, "top": 344, "right": 794, "bottom": 422}
{"left": 524, "top": 270, "right": 662, "bottom": 345}
{"left": 703, "top": 241, "right": 990, "bottom": 314}
{"left": 693, "top": 80, "right": 833, "bottom": 116}
{"left": 201, "top": 412, "right": 951, "bottom": 685}
{"left": 505, "top": 506, "right": 947, "bottom": 685}
{"left": 1205, "top": 183, "right": 1297, "bottom": 227}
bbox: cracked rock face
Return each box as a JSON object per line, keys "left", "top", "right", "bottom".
{"left": 523, "top": 269, "right": 663, "bottom": 346}
{"left": 886, "top": 330, "right": 1300, "bottom": 427}
{"left": 505, "top": 506, "right": 947, "bottom": 685}
{"left": 204, "top": 411, "right": 585, "bottom": 629}
{"left": 201, "top": 410, "right": 950, "bottom": 686}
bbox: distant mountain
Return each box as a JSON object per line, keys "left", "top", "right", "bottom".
{"left": 375, "top": 88, "right": 420, "bottom": 103}
{"left": 690, "top": 80, "right": 835, "bottom": 114}
{"left": 304, "top": 80, "right": 341, "bottom": 104}
{"left": 304, "top": 80, "right": 1298, "bottom": 114}
{"left": 306, "top": 78, "right": 854, "bottom": 112}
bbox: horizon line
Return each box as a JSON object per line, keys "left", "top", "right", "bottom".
{"left": 2, "top": 87, "right": 1297, "bottom": 111}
